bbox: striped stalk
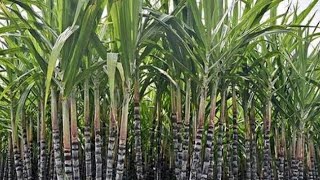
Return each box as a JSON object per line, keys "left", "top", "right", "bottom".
{"left": 70, "top": 92, "right": 80, "bottom": 179}
{"left": 156, "top": 101, "right": 162, "bottom": 180}
{"left": 262, "top": 131, "right": 271, "bottom": 180}
{"left": 116, "top": 84, "right": 130, "bottom": 180}
{"left": 39, "top": 138, "right": 47, "bottom": 179}
{"left": 146, "top": 100, "right": 157, "bottom": 178}
{"left": 7, "top": 138, "right": 13, "bottom": 180}
{"left": 37, "top": 101, "right": 40, "bottom": 178}
{"left": 284, "top": 157, "right": 290, "bottom": 180}
{"left": 23, "top": 133, "right": 32, "bottom": 180}
{"left": 171, "top": 88, "right": 180, "bottom": 180}
{"left": 201, "top": 124, "right": 213, "bottom": 180}
{"left": 172, "top": 113, "right": 180, "bottom": 179}
{"left": 181, "top": 122, "right": 190, "bottom": 179}
{"left": 225, "top": 114, "right": 232, "bottom": 180}
{"left": 277, "top": 154, "right": 285, "bottom": 180}
{"left": 10, "top": 94, "right": 23, "bottom": 180}
{"left": 116, "top": 142, "right": 126, "bottom": 180}
{"left": 13, "top": 144, "right": 23, "bottom": 180}
{"left": 216, "top": 119, "right": 224, "bottom": 180}
{"left": 101, "top": 102, "right": 108, "bottom": 180}
{"left": 217, "top": 88, "right": 226, "bottom": 180}
{"left": 94, "top": 82, "right": 102, "bottom": 180}
{"left": 242, "top": 86, "right": 250, "bottom": 180}
{"left": 180, "top": 80, "right": 191, "bottom": 179}
{"left": 3, "top": 155, "right": 6, "bottom": 180}
{"left": 106, "top": 125, "right": 117, "bottom": 179}
{"left": 22, "top": 121, "right": 32, "bottom": 179}
{"left": 28, "top": 113, "right": 37, "bottom": 179}
{"left": 232, "top": 87, "right": 239, "bottom": 180}
{"left": 189, "top": 86, "right": 206, "bottom": 180}
{"left": 39, "top": 98, "right": 47, "bottom": 179}
{"left": 133, "top": 104, "right": 143, "bottom": 179}
{"left": 21, "top": 111, "right": 28, "bottom": 179}
{"left": 290, "top": 134, "right": 297, "bottom": 180}
{"left": 84, "top": 125, "right": 92, "bottom": 179}
{"left": 244, "top": 139, "right": 251, "bottom": 180}
{"left": 71, "top": 140, "right": 80, "bottom": 180}
{"left": 291, "top": 157, "right": 299, "bottom": 180}
{"left": 297, "top": 136, "right": 304, "bottom": 180}
{"left": 22, "top": 139, "right": 27, "bottom": 180}
{"left": 307, "top": 145, "right": 314, "bottom": 180}
{"left": 133, "top": 82, "right": 143, "bottom": 180}
{"left": 208, "top": 82, "right": 218, "bottom": 179}
{"left": 204, "top": 83, "right": 216, "bottom": 180}
{"left": 277, "top": 130, "right": 285, "bottom": 180}
{"left": 51, "top": 88, "right": 64, "bottom": 180}
{"left": 83, "top": 79, "right": 92, "bottom": 180}
{"left": 298, "top": 160, "right": 304, "bottom": 180}
{"left": 262, "top": 98, "right": 272, "bottom": 180}
{"left": 314, "top": 150, "right": 319, "bottom": 179}
{"left": 226, "top": 134, "right": 233, "bottom": 180}
{"left": 249, "top": 100, "right": 258, "bottom": 180}
{"left": 62, "top": 96, "right": 72, "bottom": 179}
{"left": 1, "top": 152, "right": 6, "bottom": 180}
{"left": 49, "top": 147, "right": 54, "bottom": 180}
{"left": 106, "top": 52, "right": 118, "bottom": 180}
{"left": 294, "top": 130, "right": 304, "bottom": 180}
{"left": 189, "top": 128, "right": 203, "bottom": 180}
{"left": 308, "top": 141, "right": 315, "bottom": 180}
{"left": 177, "top": 121, "right": 183, "bottom": 178}
{"left": 279, "top": 123, "right": 286, "bottom": 180}
{"left": 176, "top": 89, "right": 183, "bottom": 180}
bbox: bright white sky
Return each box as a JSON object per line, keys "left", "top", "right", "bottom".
{"left": 278, "top": 0, "right": 320, "bottom": 26}
{"left": 1, "top": 1, "right": 320, "bottom": 47}
{"left": 274, "top": 0, "right": 320, "bottom": 48}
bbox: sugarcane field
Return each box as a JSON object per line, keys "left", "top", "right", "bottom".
{"left": 1, "top": 0, "right": 320, "bottom": 179}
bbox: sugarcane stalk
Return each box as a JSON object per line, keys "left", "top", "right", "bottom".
{"left": 232, "top": 85, "right": 239, "bottom": 180}
{"left": 51, "top": 87, "right": 64, "bottom": 180}
{"left": 83, "top": 78, "right": 92, "bottom": 180}
{"left": 202, "top": 81, "right": 217, "bottom": 179}
{"left": 116, "top": 81, "right": 130, "bottom": 180}
{"left": 189, "top": 84, "right": 206, "bottom": 180}
{"left": 10, "top": 93, "right": 23, "bottom": 180}
{"left": 133, "top": 80, "right": 143, "bottom": 180}
{"left": 70, "top": 91, "right": 80, "bottom": 179}
{"left": 262, "top": 92, "right": 272, "bottom": 180}
{"left": 93, "top": 81, "right": 102, "bottom": 180}
{"left": 8, "top": 136, "right": 13, "bottom": 180}
{"left": 217, "top": 86, "right": 226, "bottom": 180}
{"left": 22, "top": 110, "right": 32, "bottom": 180}
{"left": 239, "top": 82, "right": 249, "bottom": 180}
{"left": 39, "top": 97, "right": 47, "bottom": 180}
{"left": 62, "top": 94, "right": 72, "bottom": 179}
{"left": 181, "top": 79, "right": 191, "bottom": 179}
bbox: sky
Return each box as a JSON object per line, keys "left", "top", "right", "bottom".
{"left": 278, "top": 0, "right": 320, "bottom": 26}
{"left": 282, "top": 0, "right": 320, "bottom": 48}
{"left": 1, "top": 1, "right": 320, "bottom": 48}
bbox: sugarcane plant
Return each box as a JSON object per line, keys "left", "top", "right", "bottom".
{"left": 0, "top": 0, "right": 320, "bottom": 180}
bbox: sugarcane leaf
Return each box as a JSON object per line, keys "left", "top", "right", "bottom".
{"left": 65, "top": 60, "right": 106, "bottom": 96}
{"left": 15, "top": 81, "right": 34, "bottom": 122}
{"left": 91, "top": 33, "right": 108, "bottom": 60}
{"left": 44, "top": 25, "right": 78, "bottom": 105}
{"left": 106, "top": 53, "right": 118, "bottom": 109}
{"left": 0, "top": 68, "right": 35, "bottom": 101}
{"left": 145, "top": 65, "right": 178, "bottom": 88}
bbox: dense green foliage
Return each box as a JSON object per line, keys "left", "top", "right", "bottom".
{"left": 0, "top": 0, "right": 320, "bottom": 179}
